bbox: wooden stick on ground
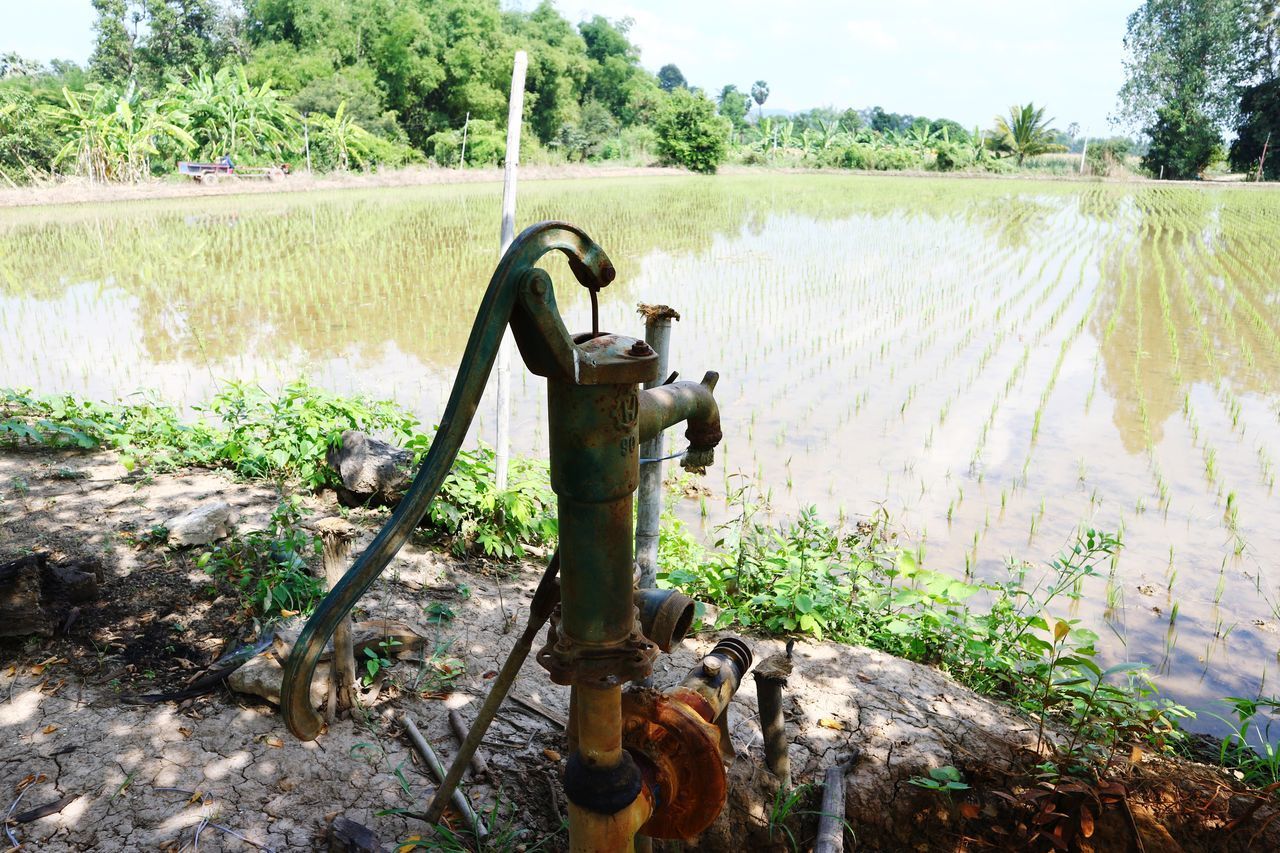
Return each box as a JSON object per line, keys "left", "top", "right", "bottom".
{"left": 404, "top": 717, "right": 489, "bottom": 840}
{"left": 448, "top": 710, "right": 490, "bottom": 780}
{"left": 814, "top": 762, "right": 847, "bottom": 853}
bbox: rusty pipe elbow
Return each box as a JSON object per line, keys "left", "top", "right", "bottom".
{"left": 635, "top": 588, "right": 696, "bottom": 652}
{"left": 637, "top": 371, "right": 721, "bottom": 472}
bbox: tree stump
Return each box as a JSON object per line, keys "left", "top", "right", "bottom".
{"left": 313, "top": 518, "right": 358, "bottom": 720}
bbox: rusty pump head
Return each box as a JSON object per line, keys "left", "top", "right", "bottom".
{"left": 279, "top": 221, "right": 750, "bottom": 851}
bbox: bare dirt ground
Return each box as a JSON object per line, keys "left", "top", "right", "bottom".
{"left": 3, "top": 448, "right": 1279, "bottom": 851}
{"left": 0, "top": 165, "right": 688, "bottom": 210}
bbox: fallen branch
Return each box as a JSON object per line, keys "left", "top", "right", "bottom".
{"left": 448, "top": 710, "right": 490, "bottom": 781}
{"left": 814, "top": 762, "right": 848, "bottom": 853}
{"left": 403, "top": 717, "right": 489, "bottom": 840}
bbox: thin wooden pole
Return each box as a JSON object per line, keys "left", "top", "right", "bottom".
{"left": 1258, "top": 131, "right": 1271, "bottom": 182}
{"left": 494, "top": 50, "right": 527, "bottom": 492}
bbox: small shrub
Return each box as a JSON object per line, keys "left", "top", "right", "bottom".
{"left": 198, "top": 497, "right": 322, "bottom": 617}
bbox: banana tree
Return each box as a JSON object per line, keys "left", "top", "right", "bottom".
{"left": 44, "top": 84, "right": 195, "bottom": 183}
{"left": 172, "top": 66, "right": 298, "bottom": 162}
{"left": 312, "top": 101, "right": 376, "bottom": 171}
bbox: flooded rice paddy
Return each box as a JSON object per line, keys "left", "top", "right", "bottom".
{"left": 3, "top": 174, "right": 1280, "bottom": 730}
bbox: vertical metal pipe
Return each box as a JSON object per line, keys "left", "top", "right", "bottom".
{"left": 753, "top": 653, "right": 793, "bottom": 788}
{"left": 635, "top": 308, "right": 677, "bottom": 589}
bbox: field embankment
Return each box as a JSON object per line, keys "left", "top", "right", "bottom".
{"left": 0, "top": 163, "right": 687, "bottom": 210}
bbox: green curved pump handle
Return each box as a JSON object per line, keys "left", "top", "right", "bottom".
{"left": 281, "top": 221, "right": 615, "bottom": 741}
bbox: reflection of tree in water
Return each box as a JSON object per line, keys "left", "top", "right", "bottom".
{"left": 961, "top": 194, "right": 1059, "bottom": 251}
{"left": 0, "top": 176, "right": 1065, "bottom": 369}
{"left": 1093, "top": 187, "right": 1280, "bottom": 455}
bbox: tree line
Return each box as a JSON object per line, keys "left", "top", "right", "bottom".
{"left": 1, "top": 0, "right": 1158, "bottom": 184}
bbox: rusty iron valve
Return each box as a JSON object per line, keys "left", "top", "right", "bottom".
{"left": 279, "top": 221, "right": 739, "bottom": 852}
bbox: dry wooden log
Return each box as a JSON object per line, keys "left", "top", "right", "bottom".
{"left": 0, "top": 555, "right": 47, "bottom": 637}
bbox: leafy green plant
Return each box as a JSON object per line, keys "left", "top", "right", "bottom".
{"left": 660, "top": 488, "right": 1190, "bottom": 770}
{"left": 909, "top": 765, "right": 970, "bottom": 799}
{"left": 1208, "top": 696, "right": 1280, "bottom": 786}
{"left": 198, "top": 497, "right": 322, "bottom": 617}
{"left": 205, "top": 379, "right": 415, "bottom": 488}
{"left": 406, "top": 435, "right": 557, "bottom": 559}
{"left": 363, "top": 637, "right": 402, "bottom": 685}
{"left": 766, "top": 782, "right": 814, "bottom": 851}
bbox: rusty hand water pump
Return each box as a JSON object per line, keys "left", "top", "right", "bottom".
{"left": 280, "top": 222, "right": 752, "bottom": 850}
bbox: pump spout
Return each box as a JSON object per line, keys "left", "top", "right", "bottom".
{"left": 637, "top": 371, "right": 721, "bottom": 471}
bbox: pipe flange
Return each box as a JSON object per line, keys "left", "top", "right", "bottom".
{"left": 536, "top": 617, "right": 659, "bottom": 687}
{"left": 621, "top": 688, "right": 727, "bottom": 839}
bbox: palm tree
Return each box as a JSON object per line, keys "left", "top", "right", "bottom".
{"left": 750, "top": 80, "right": 769, "bottom": 122}
{"left": 992, "top": 103, "right": 1065, "bottom": 166}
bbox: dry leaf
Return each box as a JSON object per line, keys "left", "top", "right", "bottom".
{"left": 279, "top": 609, "right": 299, "bottom": 618}
{"left": 178, "top": 726, "right": 193, "bottom": 738}
{"left": 818, "top": 718, "right": 844, "bottom": 731}
{"left": 1129, "top": 745, "right": 1144, "bottom": 765}
{"left": 960, "top": 802, "right": 980, "bottom": 819}
{"left": 264, "top": 735, "right": 284, "bottom": 748}
{"left": 398, "top": 837, "right": 424, "bottom": 853}
{"left": 543, "top": 749, "right": 561, "bottom": 762}
{"left": 4, "top": 665, "right": 15, "bottom": 677}
{"left": 30, "top": 664, "right": 45, "bottom": 676}
{"left": 41, "top": 724, "right": 58, "bottom": 734}
{"left": 1080, "top": 805, "right": 1095, "bottom": 838}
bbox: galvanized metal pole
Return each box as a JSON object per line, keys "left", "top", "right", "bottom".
{"left": 495, "top": 50, "right": 527, "bottom": 492}
{"left": 635, "top": 304, "right": 679, "bottom": 589}
{"left": 459, "top": 111, "right": 470, "bottom": 168}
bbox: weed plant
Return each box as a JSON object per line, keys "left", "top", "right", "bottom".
{"left": 658, "top": 485, "right": 1192, "bottom": 769}
{"left": 0, "top": 382, "right": 555, "bottom": 559}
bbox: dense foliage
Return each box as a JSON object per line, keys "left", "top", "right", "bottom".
{"left": 1118, "top": 0, "right": 1279, "bottom": 179}
{"left": 659, "top": 494, "right": 1193, "bottom": 771}
{"left": 0, "top": 1, "right": 1114, "bottom": 183}
{"left": 1231, "top": 77, "right": 1280, "bottom": 178}
{"left": 1143, "top": 100, "right": 1223, "bottom": 178}
{"left": 653, "top": 88, "right": 729, "bottom": 173}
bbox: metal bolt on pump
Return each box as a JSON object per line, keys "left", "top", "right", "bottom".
{"left": 279, "top": 222, "right": 753, "bottom": 851}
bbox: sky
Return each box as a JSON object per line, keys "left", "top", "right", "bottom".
{"left": 2, "top": 0, "right": 1137, "bottom": 133}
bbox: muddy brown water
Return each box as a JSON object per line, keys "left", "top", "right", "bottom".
{"left": 3, "top": 174, "right": 1279, "bottom": 737}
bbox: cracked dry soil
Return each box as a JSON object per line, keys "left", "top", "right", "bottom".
{"left": 5, "top": 447, "right": 1279, "bottom": 851}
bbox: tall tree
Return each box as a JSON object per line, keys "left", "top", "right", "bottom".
{"left": 716, "top": 84, "right": 749, "bottom": 129}
{"left": 1230, "top": 78, "right": 1280, "bottom": 177}
{"left": 656, "top": 63, "right": 686, "bottom": 92}
{"left": 750, "top": 79, "right": 769, "bottom": 120}
{"left": 135, "top": 0, "right": 224, "bottom": 83}
{"left": 1143, "top": 100, "right": 1222, "bottom": 177}
{"left": 89, "top": 0, "right": 137, "bottom": 84}
{"left": 1116, "top": 0, "right": 1252, "bottom": 131}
